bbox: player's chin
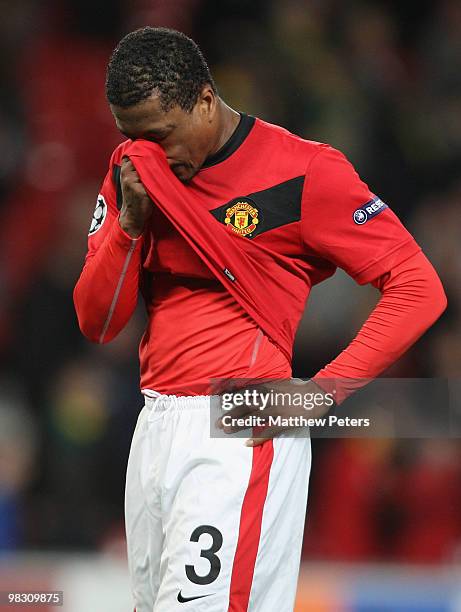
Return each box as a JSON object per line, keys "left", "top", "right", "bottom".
{"left": 171, "top": 163, "right": 197, "bottom": 183}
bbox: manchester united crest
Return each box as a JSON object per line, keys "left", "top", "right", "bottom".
{"left": 224, "top": 201, "right": 259, "bottom": 236}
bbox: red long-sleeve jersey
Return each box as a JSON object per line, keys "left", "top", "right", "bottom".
{"left": 73, "top": 114, "right": 446, "bottom": 396}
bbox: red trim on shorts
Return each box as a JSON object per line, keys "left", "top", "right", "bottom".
{"left": 228, "top": 440, "right": 274, "bottom": 611}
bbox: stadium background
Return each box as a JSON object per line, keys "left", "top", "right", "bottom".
{"left": 0, "top": 0, "right": 460, "bottom": 610}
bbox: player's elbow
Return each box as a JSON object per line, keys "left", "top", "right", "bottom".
{"left": 431, "top": 277, "right": 448, "bottom": 322}
{"left": 73, "top": 288, "right": 118, "bottom": 344}
{"left": 420, "top": 270, "right": 447, "bottom": 331}
{"left": 76, "top": 315, "right": 122, "bottom": 344}
{"left": 74, "top": 311, "right": 103, "bottom": 343}
{"left": 74, "top": 306, "right": 122, "bottom": 344}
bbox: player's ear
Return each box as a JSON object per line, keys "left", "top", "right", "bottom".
{"left": 198, "top": 85, "right": 216, "bottom": 120}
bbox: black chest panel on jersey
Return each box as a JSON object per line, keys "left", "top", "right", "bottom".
{"left": 208, "top": 175, "right": 304, "bottom": 239}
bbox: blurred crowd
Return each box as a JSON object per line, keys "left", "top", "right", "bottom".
{"left": 0, "top": 0, "right": 460, "bottom": 563}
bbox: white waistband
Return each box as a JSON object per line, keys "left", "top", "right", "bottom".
{"left": 142, "top": 390, "right": 211, "bottom": 411}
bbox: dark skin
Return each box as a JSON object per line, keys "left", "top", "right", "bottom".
{"left": 110, "top": 86, "right": 330, "bottom": 445}
{"left": 110, "top": 85, "right": 240, "bottom": 238}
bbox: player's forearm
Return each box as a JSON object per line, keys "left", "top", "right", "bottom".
{"left": 313, "top": 251, "right": 447, "bottom": 402}
{"left": 73, "top": 218, "right": 143, "bottom": 343}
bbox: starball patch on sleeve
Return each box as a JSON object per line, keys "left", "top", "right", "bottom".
{"left": 88, "top": 194, "right": 108, "bottom": 235}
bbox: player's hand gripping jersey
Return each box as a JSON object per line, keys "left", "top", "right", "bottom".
{"left": 74, "top": 114, "right": 445, "bottom": 396}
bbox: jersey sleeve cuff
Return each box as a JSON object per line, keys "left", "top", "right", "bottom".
{"left": 111, "top": 214, "right": 145, "bottom": 248}
{"left": 350, "top": 239, "right": 421, "bottom": 285}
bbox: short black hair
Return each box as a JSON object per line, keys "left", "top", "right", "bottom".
{"left": 106, "top": 27, "right": 217, "bottom": 112}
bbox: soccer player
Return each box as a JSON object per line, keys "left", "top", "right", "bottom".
{"left": 73, "top": 27, "right": 446, "bottom": 612}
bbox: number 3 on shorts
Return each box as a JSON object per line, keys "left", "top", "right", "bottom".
{"left": 185, "top": 525, "right": 223, "bottom": 585}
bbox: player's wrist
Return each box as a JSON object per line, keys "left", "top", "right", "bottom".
{"left": 118, "top": 214, "right": 144, "bottom": 238}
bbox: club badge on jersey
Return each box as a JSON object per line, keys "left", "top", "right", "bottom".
{"left": 88, "top": 194, "right": 108, "bottom": 235}
{"left": 353, "top": 196, "right": 388, "bottom": 225}
{"left": 224, "top": 200, "right": 259, "bottom": 236}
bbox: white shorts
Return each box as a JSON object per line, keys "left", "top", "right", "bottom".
{"left": 125, "top": 392, "right": 311, "bottom": 612}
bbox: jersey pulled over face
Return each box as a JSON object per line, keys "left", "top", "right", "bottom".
{"left": 84, "top": 113, "right": 419, "bottom": 394}
{"left": 110, "top": 91, "right": 218, "bottom": 183}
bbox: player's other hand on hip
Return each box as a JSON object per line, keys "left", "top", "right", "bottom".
{"left": 216, "top": 378, "right": 334, "bottom": 447}
{"left": 119, "top": 156, "right": 153, "bottom": 238}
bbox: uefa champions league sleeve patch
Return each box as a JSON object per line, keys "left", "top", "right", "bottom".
{"left": 88, "top": 194, "right": 108, "bottom": 235}
{"left": 353, "top": 196, "right": 388, "bottom": 225}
